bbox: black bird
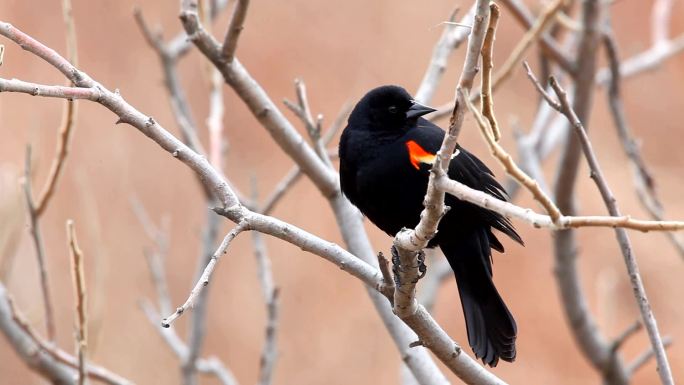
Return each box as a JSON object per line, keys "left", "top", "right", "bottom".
{"left": 339, "top": 85, "right": 523, "bottom": 367}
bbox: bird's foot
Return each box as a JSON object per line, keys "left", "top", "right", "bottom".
{"left": 416, "top": 249, "right": 427, "bottom": 281}
{"left": 391, "top": 245, "right": 402, "bottom": 287}
{"left": 391, "top": 246, "right": 427, "bottom": 286}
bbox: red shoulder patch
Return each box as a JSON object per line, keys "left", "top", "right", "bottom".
{"left": 405, "top": 140, "right": 436, "bottom": 170}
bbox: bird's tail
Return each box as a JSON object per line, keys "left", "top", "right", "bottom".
{"left": 439, "top": 228, "right": 516, "bottom": 367}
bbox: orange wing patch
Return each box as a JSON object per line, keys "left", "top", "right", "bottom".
{"left": 406, "top": 140, "right": 436, "bottom": 170}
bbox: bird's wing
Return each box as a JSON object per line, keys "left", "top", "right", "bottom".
{"left": 448, "top": 147, "right": 523, "bottom": 246}
{"left": 411, "top": 118, "right": 523, "bottom": 246}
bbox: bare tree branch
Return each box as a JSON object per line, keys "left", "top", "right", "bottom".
{"left": 177, "top": 8, "right": 338, "bottom": 198}
{"left": 140, "top": 301, "right": 239, "bottom": 385}
{"left": 541, "top": 1, "right": 630, "bottom": 383}
{"left": 221, "top": 0, "right": 250, "bottom": 62}
{"left": 181, "top": 211, "right": 221, "bottom": 385}
{"left": 480, "top": 3, "right": 501, "bottom": 141}
{"left": 4, "top": 78, "right": 684, "bottom": 233}
{"left": 596, "top": 0, "right": 684, "bottom": 85}
{"left": 135, "top": 202, "right": 237, "bottom": 385}
{"left": 0, "top": 283, "right": 134, "bottom": 385}
{"left": 0, "top": 284, "right": 73, "bottom": 385}
{"left": 4, "top": 10, "right": 683, "bottom": 384}
{"left": 174, "top": 8, "right": 457, "bottom": 382}
{"left": 34, "top": 0, "right": 78, "bottom": 216}
{"left": 22, "top": 146, "right": 56, "bottom": 342}
{"left": 628, "top": 336, "right": 674, "bottom": 376}
{"left": 491, "top": 0, "right": 566, "bottom": 95}
{"left": 414, "top": 4, "right": 476, "bottom": 105}
{"left": 497, "top": 0, "right": 575, "bottom": 73}
{"left": 610, "top": 320, "right": 642, "bottom": 354}
{"left": 261, "top": 102, "right": 351, "bottom": 215}
{"left": 207, "top": 69, "right": 226, "bottom": 175}
{"left": 260, "top": 166, "right": 303, "bottom": 215}
{"left": 284, "top": 78, "right": 333, "bottom": 168}
{"left": 66, "top": 220, "right": 88, "bottom": 385}
{"left": 162, "top": 221, "right": 248, "bottom": 327}
{"left": 466, "top": 87, "right": 562, "bottom": 222}
{"left": 549, "top": 76, "right": 674, "bottom": 385}
{"left": 392, "top": 0, "right": 491, "bottom": 319}
{"left": 133, "top": 7, "right": 205, "bottom": 156}
{"left": 601, "top": 31, "right": 684, "bottom": 258}
{"left": 251, "top": 228, "right": 279, "bottom": 385}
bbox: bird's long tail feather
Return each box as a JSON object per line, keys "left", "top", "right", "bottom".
{"left": 439, "top": 228, "right": 516, "bottom": 367}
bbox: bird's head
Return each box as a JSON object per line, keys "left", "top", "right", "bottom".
{"left": 348, "top": 85, "right": 436, "bottom": 133}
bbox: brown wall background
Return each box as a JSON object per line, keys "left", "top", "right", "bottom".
{"left": 1, "top": 0, "right": 683, "bottom": 384}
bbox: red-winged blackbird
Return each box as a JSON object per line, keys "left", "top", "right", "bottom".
{"left": 339, "top": 85, "right": 523, "bottom": 367}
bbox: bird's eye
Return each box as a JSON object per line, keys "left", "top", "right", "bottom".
{"left": 388, "top": 106, "right": 398, "bottom": 114}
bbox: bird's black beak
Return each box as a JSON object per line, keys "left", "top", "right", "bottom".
{"left": 406, "top": 101, "right": 437, "bottom": 119}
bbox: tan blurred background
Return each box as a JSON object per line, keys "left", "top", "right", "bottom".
{"left": 1, "top": 0, "right": 683, "bottom": 384}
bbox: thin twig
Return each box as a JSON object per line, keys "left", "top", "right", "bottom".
{"left": 550, "top": 75, "right": 674, "bottom": 385}
{"left": 628, "top": 336, "right": 674, "bottom": 376}
{"left": 135, "top": 199, "right": 235, "bottom": 385}
{"left": 610, "top": 320, "right": 642, "bottom": 354}
{"left": 376, "top": 252, "right": 395, "bottom": 297}
{"left": 133, "top": 7, "right": 205, "bottom": 157}
{"left": 134, "top": 7, "right": 254, "bottom": 208}
{"left": 497, "top": 0, "right": 575, "bottom": 73}
{"left": 506, "top": 116, "right": 552, "bottom": 198}
{"left": 260, "top": 101, "right": 351, "bottom": 215}
{"left": 22, "top": 146, "right": 56, "bottom": 342}
{"left": 251, "top": 228, "right": 279, "bottom": 385}
{"left": 522, "top": 61, "right": 561, "bottom": 109}
{"left": 602, "top": 31, "right": 684, "bottom": 258}
{"left": 140, "top": 300, "right": 239, "bottom": 385}
{"left": 131, "top": 197, "right": 173, "bottom": 316}
{"left": 162, "top": 221, "right": 249, "bottom": 327}
{"left": 257, "top": 288, "right": 279, "bottom": 385}
{"left": 414, "top": 3, "right": 476, "bottom": 104}
{"left": 261, "top": 167, "right": 303, "bottom": 215}
{"left": 464, "top": 94, "right": 562, "bottom": 222}
{"left": 34, "top": 0, "right": 78, "bottom": 216}
{"left": 284, "top": 78, "right": 333, "bottom": 168}
{"left": 480, "top": 2, "right": 501, "bottom": 141}
{"left": 183, "top": 211, "right": 220, "bottom": 385}
{"left": 207, "top": 69, "right": 225, "bottom": 175}
{"left": 491, "top": 0, "right": 567, "bottom": 94}
{"left": 221, "top": 0, "right": 250, "bottom": 62}
{"left": 66, "top": 219, "right": 87, "bottom": 385}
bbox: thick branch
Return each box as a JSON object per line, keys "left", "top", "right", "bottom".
{"left": 0, "top": 283, "right": 133, "bottom": 385}
{"left": 393, "top": 0, "right": 491, "bottom": 321}
{"left": 178, "top": 9, "right": 338, "bottom": 198}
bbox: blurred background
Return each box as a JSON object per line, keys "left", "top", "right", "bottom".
{"left": 0, "top": 0, "right": 683, "bottom": 384}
